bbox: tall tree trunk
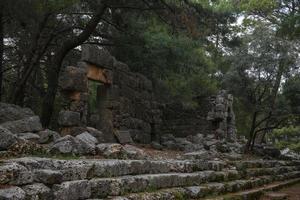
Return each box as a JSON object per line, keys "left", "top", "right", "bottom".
{"left": 41, "top": 4, "right": 107, "bottom": 127}
{"left": 260, "top": 60, "right": 285, "bottom": 143}
{"left": 246, "top": 111, "right": 257, "bottom": 151}
{"left": 0, "top": 6, "right": 3, "bottom": 101}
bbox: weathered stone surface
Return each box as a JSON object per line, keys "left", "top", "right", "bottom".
{"left": 183, "top": 150, "right": 211, "bottom": 160}
{"left": 22, "top": 183, "right": 52, "bottom": 200}
{"left": 115, "top": 130, "right": 133, "bottom": 144}
{"left": 0, "top": 102, "right": 34, "bottom": 124}
{"left": 96, "top": 143, "right": 146, "bottom": 159}
{"left": 34, "top": 169, "right": 63, "bottom": 185}
{"left": 0, "top": 163, "right": 33, "bottom": 185}
{"left": 37, "top": 129, "right": 61, "bottom": 144}
{"left": 53, "top": 180, "right": 91, "bottom": 200}
{"left": 0, "top": 126, "right": 17, "bottom": 150}
{"left": 50, "top": 135, "right": 94, "bottom": 155}
{"left": 58, "top": 111, "right": 81, "bottom": 127}
{"left": 59, "top": 66, "right": 87, "bottom": 92}
{"left": 76, "top": 132, "right": 98, "bottom": 146}
{"left": 86, "top": 127, "right": 105, "bottom": 143}
{"left": 96, "top": 143, "right": 122, "bottom": 158}
{"left": 122, "top": 144, "right": 146, "bottom": 159}
{"left": 151, "top": 141, "right": 163, "bottom": 150}
{"left": 0, "top": 186, "right": 26, "bottom": 200}
{"left": 81, "top": 45, "right": 114, "bottom": 69}
{"left": 17, "top": 133, "right": 40, "bottom": 142}
{"left": 0, "top": 116, "right": 43, "bottom": 134}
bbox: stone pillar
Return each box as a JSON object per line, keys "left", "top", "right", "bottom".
{"left": 58, "top": 65, "right": 88, "bottom": 135}
{"left": 207, "top": 90, "right": 237, "bottom": 142}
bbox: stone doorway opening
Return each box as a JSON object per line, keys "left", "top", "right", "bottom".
{"left": 87, "top": 80, "right": 104, "bottom": 129}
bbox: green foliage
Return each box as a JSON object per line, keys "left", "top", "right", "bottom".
{"left": 283, "top": 75, "right": 300, "bottom": 115}
{"left": 88, "top": 80, "right": 101, "bottom": 112}
{"left": 271, "top": 126, "right": 300, "bottom": 152}
{"left": 237, "top": 0, "right": 277, "bottom": 13}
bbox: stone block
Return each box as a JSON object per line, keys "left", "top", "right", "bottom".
{"left": 0, "top": 116, "right": 43, "bottom": 134}
{"left": 81, "top": 45, "right": 114, "bottom": 69}
{"left": 59, "top": 66, "right": 87, "bottom": 92}
{"left": 58, "top": 111, "right": 80, "bottom": 127}
{"left": 0, "top": 126, "right": 18, "bottom": 150}
{"left": 115, "top": 130, "right": 133, "bottom": 144}
{"left": 0, "top": 102, "right": 34, "bottom": 124}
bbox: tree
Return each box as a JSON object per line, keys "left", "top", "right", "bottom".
{"left": 224, "top": 24, "right": 298, "bottom": 150}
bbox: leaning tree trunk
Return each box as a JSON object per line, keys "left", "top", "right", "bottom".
{"left": 246, "top": 111, "right": 257, "bottom": 151}
{"left": 41, "top": 4, "right": 107, "bottom": 127}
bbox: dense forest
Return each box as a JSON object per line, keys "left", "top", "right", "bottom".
{"left": 0, "top": 0, "right": 299, "bottom": 152}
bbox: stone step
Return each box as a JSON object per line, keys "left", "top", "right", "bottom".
{"left": 230, "top": 160, "right": 300, "bottom": 170}
{"left": 52, "top": 169, "right": 239, "bottom": 199}
{"left": 110, "top": 171, "right": 300, "bottom": 200}
{"left": 242, "top": 166, "right": 300, "bottom": 178}
{"left": 1, "top": 157, "right": 227, "bottom": 185}
{"left": 208, "top": 177, "right": 300, "bottom": 200}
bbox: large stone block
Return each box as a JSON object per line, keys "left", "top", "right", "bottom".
{"left": 81, "top": 45, "right": 114, "bottom": 69}
{"left": 53, "top": 180, "right": 91, "bottom": 200}
{"left": 22, "top": 183, "right": 52, "bottom": 200}
{"left": 50, "top": 135, "right": 95, "bottom": 155}
{"left": 0, "top": 116, "right": 43, "bottom": 134}
{"left": 0, "top": 126, "right": 18, "bottom": 150}
{"left": 0, "top": 186, "right": 26, "bottom": 200}
{"left": 58, "top": 111, "right": 80, "bottom": 127}
{"left": 59, "top": 66, "right": 87, "bottom": 92}
{"left": 0, "top": 102, "right": 34, "bottom": 124}
{"left": 0, "top": 163, "right": 33, "bottom": 185}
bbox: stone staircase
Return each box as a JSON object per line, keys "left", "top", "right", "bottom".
{"left": 0, "top": 157, "right": 299, "bottom": 200}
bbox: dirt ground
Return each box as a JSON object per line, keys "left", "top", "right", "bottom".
{"left": 278, "top": 183, "right": 300, "bottom": 200}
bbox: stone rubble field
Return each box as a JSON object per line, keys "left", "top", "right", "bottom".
{"left": 0, "top": 103, "right": 300, "bottom": 200}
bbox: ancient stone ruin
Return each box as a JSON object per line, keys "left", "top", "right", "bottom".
{"left": 59, "top": 45, "right": 162, "bottom": 143}
{"left": 0, "top": 45, "right": 299, "bottom": 200}
{"left": 58, "top": 45, "right": 237, "bottom": 145}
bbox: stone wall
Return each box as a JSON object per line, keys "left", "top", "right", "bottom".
{"left": 161, "top": 90, "right": 237, "bottom": 142}
{"left": 59, "top": 45, "right": 162, "bottom": 143}
{"left": 58, "top": 45, "right": 236, "bottom": 144}
{"left": 160, "top": 101, "right": 211, "bottom": 138}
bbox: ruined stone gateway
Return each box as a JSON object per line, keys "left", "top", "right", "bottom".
{"left": 58, "top": 45, "right": 237, "bottom": 144}
{"left": 0, "top": 45, "right": 299, "bottom": 200}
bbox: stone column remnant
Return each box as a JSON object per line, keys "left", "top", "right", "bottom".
{"left": 207, "top": 90, "right": 237, "bottom": 142}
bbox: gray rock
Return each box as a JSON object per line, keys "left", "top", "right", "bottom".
{"left": 17, "top": 133, "right": 40, "bottom": 142}
{"left": 0, "top": 126, "right": 17, "bottom": 150}
{"left": 76, "top": 132, "right": 98, "bottom": 146}
{"left": 96, "top": 143, "right": 122, "bottom": 158}
{"left": 115, "top": 130, "right": 133, "bottom": 144}
{"left": 151, "top": 141, "right": 163, "bottom": 150}
{"left": 22, "top": 183, "right": 52, "bottom": 200}
{"left": 50, "top": 135, "right": 94, "bottom": 155}
{"left": 53, "top": 180, "right": 91, "bottom": 200}
{"left": 122, "top": 144, "right": 146, "bottom": 159}
{"left": 187, "top": 133, "right": 204, "bottom": 144}
{"left": 0, "top": 163, "right": 33, "bottom": 185}
{"left": 59, "top": 66, "right": 87, "bottom": 92}
{"left": 86, "top": 127, "right": 105, "bottom": 143}
{"left": 37, "top": 129, "right": 61, "bottom": 144}
{"left": 183, "top": 150, "right": 211, "bottom": 160}
{"left": 161, "top": 140, "right": 178, "bottom": 150}
{"left": 34, "top": 169, "right": 63, "bottom": 185}
{"left": 160, "top": 134, "right": 175, "bottom": 143}
{"left": 81, "top": 45, "right": 114, "bottom": 69}
{"left": 0, "top": 116, "right": 43, "bottom": 134}
{"left": 0, "top": 186, "right": 26, "bottom": 200}
{"left": 58, "top": 111, "right": 81, "bottom": 127}
{"left": 0, "top": 102, "right": 34, "bottom": 124}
